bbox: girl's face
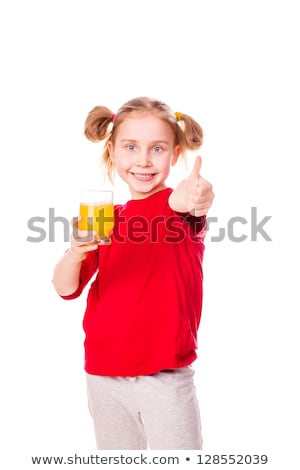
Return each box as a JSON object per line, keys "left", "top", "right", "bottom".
{"left": 108, "top": 114, "right": 180, "bottom": 199}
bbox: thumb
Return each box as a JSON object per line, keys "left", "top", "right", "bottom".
{"left": 189, "top": 156, "right": 202, "bottom": 181}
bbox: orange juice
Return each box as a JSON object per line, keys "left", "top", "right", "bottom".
{"left": 78, "top": 202, "right": 114, "bottom": 238}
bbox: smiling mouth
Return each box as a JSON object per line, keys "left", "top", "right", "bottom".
{"left": 130, "top": 173, "right": 157, "bottom": 181}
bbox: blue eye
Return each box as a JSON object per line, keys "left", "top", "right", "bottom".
{"left": 127, "top": 144, "right": 136, "bottom": 151}
{"left": 153, "top": 146, "right": 162, "bottom": 152}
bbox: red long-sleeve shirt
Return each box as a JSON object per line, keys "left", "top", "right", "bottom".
{"left": 61, "top": 188, "right": 206, "bottom": 376}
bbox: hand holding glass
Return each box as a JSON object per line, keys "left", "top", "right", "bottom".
{"left": 78, "top": 190, "right": 114, "bottom": 245}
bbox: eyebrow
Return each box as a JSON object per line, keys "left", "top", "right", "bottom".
{"left": 120, "top": 139, "right": 170, "bottom": 144}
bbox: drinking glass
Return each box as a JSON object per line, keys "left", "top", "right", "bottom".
{"left": 78, "top": 190, "right": 114, "bottom": 245}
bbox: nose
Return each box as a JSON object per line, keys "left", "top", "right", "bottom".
{"left": 136, "top": 150, "right": 152, "bottom": 167}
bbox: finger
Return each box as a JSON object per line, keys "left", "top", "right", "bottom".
{"left": 83, "top": 243, "right": 99, "bottom": 251}
{"left": 190, "top": 202, "right": 211, "bottom": 216}
{"left": 70, "top": 216, "right": 83, "bottom": 231}
{"left": 71, "top": 230, "right": 98, "bottom": 244}
{"left": 69, "top": 243, "right": 98, "bottom": 262}
{"left": 188, "top": 156, "right": 202, "bottom": 182}
{"left": 76, "top": 229, "right": 98, "bottom": 239}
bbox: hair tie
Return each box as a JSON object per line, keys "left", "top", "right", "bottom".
{"left": 111, "top": 114, "right": 116, "bottom": 122}
{"left": 175, "top": 112, "right": 182, "bottom": 122}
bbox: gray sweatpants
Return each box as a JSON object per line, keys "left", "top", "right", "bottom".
{"left": 86, "top": 366, "right": 203, "bottom": 450}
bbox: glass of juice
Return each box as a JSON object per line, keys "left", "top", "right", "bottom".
{"left": 78, "top": 190, "right": 114, "bottom": 245}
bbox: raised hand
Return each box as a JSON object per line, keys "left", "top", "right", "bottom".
{"left": 186, "top": 156, "right": 214, "bottom": 217}
{"left": 69, "top": 216, "right": 99, "bottom": 262}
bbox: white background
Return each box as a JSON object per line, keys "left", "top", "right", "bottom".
{"left": 0, "top": 0, "right": 299, "bottom": 468}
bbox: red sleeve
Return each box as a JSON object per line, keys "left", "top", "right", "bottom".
{"left": 184, "top": 214, "right": 206, "bottom": 233}
{"left": 176, "top": 212, "right": 207, "bottom": 234}
{"left": 59, "top": 249, "right": 99, "bottom": 300}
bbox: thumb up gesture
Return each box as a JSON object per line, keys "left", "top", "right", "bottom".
{"left": 169, "top": 156, "right": 214, "bottom": 216}
{"left": 186, "top": 156, "right": 214, "bottom": 216}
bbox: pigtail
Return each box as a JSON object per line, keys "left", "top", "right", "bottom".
{"left": 84, "top": 106, "right": 114, "bottom": 142}
{"left": 178, "top": 114, "right": 204, "bottom": 150}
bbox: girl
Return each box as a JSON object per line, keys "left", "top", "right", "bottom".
{"left": 53, "top": 97, "right": 214, "bottom": 450}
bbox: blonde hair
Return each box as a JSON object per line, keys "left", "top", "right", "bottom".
{"left": 84, "top": 97, "right": 203, "bottom": 182}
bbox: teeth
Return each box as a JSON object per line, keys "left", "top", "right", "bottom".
{"left": 133, "top": 173, "right": 154, "bottom": 181}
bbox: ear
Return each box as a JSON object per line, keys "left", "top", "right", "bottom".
{"left": 171, "top": 145, "right": 181, "bottom": 166}
{"left": 107, "top": 141, "right": 115, "bottom": 162}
